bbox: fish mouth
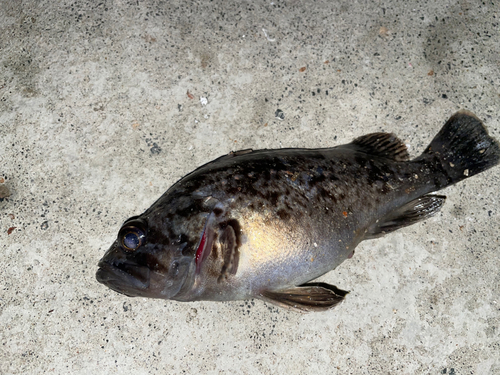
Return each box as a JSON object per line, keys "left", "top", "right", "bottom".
{"left": 96, "top": 259, "right": 151, "bottom": 297}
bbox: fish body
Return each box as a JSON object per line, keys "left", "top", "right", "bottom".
{"left": 96, "top": 111, "right": 500, "bottom": 312}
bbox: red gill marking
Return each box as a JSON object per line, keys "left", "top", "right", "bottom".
{"left": 195, "top": 227, "right": 207, "bottom": 272}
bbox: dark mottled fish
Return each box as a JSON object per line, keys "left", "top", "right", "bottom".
{"left": 96, "top": 111, "right": 500, "bottom": 312}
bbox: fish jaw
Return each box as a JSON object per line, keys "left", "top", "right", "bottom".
{"left": 96, "top": 241, "right": 151, "bottom": 297}
{"left": 96, "top": 238, "right": 196, "bottom": 300}
{"left": 96, "top": 263, "right": 150, "bottom": 297}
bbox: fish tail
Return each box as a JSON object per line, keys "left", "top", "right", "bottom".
{"left": 417, "top": 110, "right": 500, "bottom": 187}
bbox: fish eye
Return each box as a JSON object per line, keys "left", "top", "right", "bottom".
{"left": 122, "top": 230, "right": 144, "bottom": 251}
{"left": 119, "top": 220, "right": 147, "bottom": 252}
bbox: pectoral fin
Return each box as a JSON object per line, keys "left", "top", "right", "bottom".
{"left": 217, "top": 223, "right": 240, "bottom": 282}
{"left": 260, "top": 283, "right": 349, "bottom": 313}
{"left": 366, "top": 195, "right": 446, "bottom": 239}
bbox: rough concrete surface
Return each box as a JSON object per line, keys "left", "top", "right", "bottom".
{"left": 1, "top": 0, "right": 499, "bottom": 374}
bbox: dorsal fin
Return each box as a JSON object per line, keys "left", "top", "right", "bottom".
{"left": 352, "top": 132, "right": 410, "bottom": 161}
{"left": 229, "top": 149, "right": 253, "bottom": 157}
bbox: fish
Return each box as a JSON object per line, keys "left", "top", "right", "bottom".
{"left": 96, "top": 111, "right": 500, "bottom": 312}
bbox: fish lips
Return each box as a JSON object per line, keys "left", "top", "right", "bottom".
{"left": 96, "top": 242, "right": 151, "bottom": 297}
{"left": 96, "top": 259, "right": 151, "bottom": 297}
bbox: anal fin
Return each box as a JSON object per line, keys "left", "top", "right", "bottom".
{"left": 260, "top": 283, "right": 348, "bottom": 313}
{"left": 366, "top": 195, "right": 446, "bottom": 239}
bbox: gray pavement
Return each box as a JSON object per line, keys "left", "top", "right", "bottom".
{"left": 1, "top": 0, "right": 499, "bottom": 374}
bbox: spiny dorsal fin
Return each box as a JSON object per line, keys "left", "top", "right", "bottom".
{"left": 352, "top": 132, "right": 410, "bottom": 161}
{"left": 229, "top": 149, "right": 253, "bottom": 157}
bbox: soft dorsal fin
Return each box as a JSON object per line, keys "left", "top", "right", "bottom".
{"left": 352, "top": 132, "right": 410, "bottom": 161}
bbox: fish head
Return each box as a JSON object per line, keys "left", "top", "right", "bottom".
{"left": 96, "top": 215, "right": 196, "bottom": 299}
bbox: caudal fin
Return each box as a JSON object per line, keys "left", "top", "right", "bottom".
{"left": 417, "top": 110, "right": 500, "bottom": 187}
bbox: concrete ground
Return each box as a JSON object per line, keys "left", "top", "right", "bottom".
{"left": 1, "top": 0, "right": 499, "bottom": 374}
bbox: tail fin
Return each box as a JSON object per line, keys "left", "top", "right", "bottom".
{"left": 417, "top": 110, "right": 500, "bottom": 187}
